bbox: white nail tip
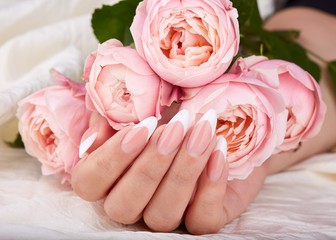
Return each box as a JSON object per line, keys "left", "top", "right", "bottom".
{"left": 168, "top": 109, "right": 190, "bottom": 136}
{"left": 79, "top": 132, "right": 98, "bottom": 158}
{"left": 135, "top": 116, "right": 158, "bottom": 141}
{"left": 198, "top": 109, "right": 217, "bottom": 137}
{"left": 215, "top": 137, "right": 227, "bottom": 159}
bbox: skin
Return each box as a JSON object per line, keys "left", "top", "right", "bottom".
{"left": 72, "top": 7, "right": 336, "bottom": 234}
{"left": 264, "top": 7, "right": 336, "bottom": 174}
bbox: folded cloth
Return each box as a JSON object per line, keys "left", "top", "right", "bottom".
{"left": 0, "top": 0, "right": 118, "bottom": 126}
{"left": 0, "top": 1, "right": 336, "bottom": 239}
{"left": 0, "top": 136, "right": 335, "bottom": 239}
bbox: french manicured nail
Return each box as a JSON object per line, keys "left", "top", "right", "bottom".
{"left": 207, "top": 137, "right": 227, "bottom": 182}
{"left": 187, "top": 109, "right": 217, "bottom": 157}
{"left": 79, "top": 132, "right": 98, "bottom": 158}
{"left": 157, "top": 109, "right": 190, "bottom": 155}
{"left": 121, "top": 116, "right": 158, "bottom": 154}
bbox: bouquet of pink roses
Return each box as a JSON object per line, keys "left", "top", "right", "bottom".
{"left": 17, "top": 0, "right": 326, "bottom": 183}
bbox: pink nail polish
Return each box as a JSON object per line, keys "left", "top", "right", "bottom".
{"left": 121, "top": 116, "right": 157, "bottom": 155}
{"left": 187, "top": 109, "right": 217, "bottom": 157}
{"left": 157, "top": 109, "right": 190, "bottom": 155}
{"left": 207, "top": 137, "right": 227, "bottom": 182}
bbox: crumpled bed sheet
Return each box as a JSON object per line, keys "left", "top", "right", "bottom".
{"left": 0, "top": 1, "right": 335, "bottom": 239}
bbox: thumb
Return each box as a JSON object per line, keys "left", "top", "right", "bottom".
{"left": 79, "top": 114, "right": 116, "bottom": 158}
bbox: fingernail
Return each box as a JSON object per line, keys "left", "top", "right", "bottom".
{"left": 187, "top": 109, "right": 217, "bottom": 157}
{"left": 79, "top": 132, "right": 98, "bottom": 158}
{"left": 157, "top": 109, "right": 190, "bottom": 155}
{"left": 207, "top": 137, "right": 227, "bottom": 182}
{"left": 121, "top": 116, "right": 158, "bottom": 154}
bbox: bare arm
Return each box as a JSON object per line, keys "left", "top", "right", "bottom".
{"left": 264, "top": 7, "right": 336, "bottom": 175}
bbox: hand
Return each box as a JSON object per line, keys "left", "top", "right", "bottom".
{"left": 71, "top": 110, "right": 267, "bottom": 234}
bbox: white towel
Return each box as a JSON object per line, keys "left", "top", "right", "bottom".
{"left": 0, "top": 0, "right": 118, "bottom": 125}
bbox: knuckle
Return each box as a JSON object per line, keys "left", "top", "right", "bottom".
{"left": 143, "top": 210, "right": 180, "bottom": 232}
{"left": 72, "top": 180, "right": 90, "bottom": 201}
{"left": 71, "top": 168, "right": 94, "bottom": 201}
{"left": 199, "top": 198, "right": 221, "bottom": 215}
{"left": 71, "top": 163, "right": 106, "bottom": 202}
{"left": 135, "top": 164, "right": 160, "bottom": 184}
{"left": 104, "top": 200, "right": 141, "bottom": 225}
{"left": 185, "top": 206, "right": 225, "bottom": 234}
{"left": 94, "top": 154, "right": 114, "bottom": 178}
{"left": 186, "top": 221, "right": 222, "bottom": 235}
{"left": 71, "top": 177, "right": 100, "bottom": 202}
{"left": 170, "top": 166, "right": 196, "bottom": 186}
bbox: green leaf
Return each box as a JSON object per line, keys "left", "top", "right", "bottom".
{"left": 232, "top": 0, "right": 321, "bottom": 82}
{"left": 91, "top": 0, "right": 141, "bottom": 45}
{"left": 6, "top": 133, "right": 24, "bottom": 148}
{"left": 327, "top": 61, "right": 336, "bottom": 87}
{"left": 261, "top": 30, "right": 321, "bottom": 81}
{"left": 232, "top": 0, "right": 262, "bottom": 30}
{"left": 272, "top": 30, "right": 300, "bottom": 41}
{"left": 293, "top": 142, "right": 302, "bottom": 152}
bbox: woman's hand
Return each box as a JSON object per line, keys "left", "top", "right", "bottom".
{"left": 71, "top": 110, "right": 267, "bottom": 234}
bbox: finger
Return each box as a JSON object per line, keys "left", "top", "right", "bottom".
{"left": 188, "top": 160, "right": 268, "bottom": 235}
{"left": 103, "top": 110, "right": 190, "bottom": 224}
{"left": 185, "top": 137, "right": 228, "bottom": 234}
{"left": 72, "top": 117, "right": 157, "bottom": 201}
{"left": 221, "top": 165, "right": 267, "bottom": 223}
{"left": 79, "top": 113, "right": 116, "bottom": 158}
{"left": 143, "top": 109, "right": 218, "bottom": 232}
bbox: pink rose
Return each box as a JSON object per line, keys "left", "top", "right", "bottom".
{"left": 180, "top": 72, "right": 287, "bottom": 180}
{"left": 17, "top": 70, "right": 91, "bottom": 183}
{"left": 130, "top": 0, "right": 239, "bottom": 87}
{"left": 83, "top": 39, "right": 179, "bottom": 130}
{"left": 234, "top": 57, "right": 327, "bottom": 153}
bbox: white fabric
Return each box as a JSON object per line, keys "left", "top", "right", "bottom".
{"left": 1, "top": 137, "right": 336, "bottom": 239}
{"left": 257, "top": 0, "right": 276, "bottom": 19}
{"left": 0, "top": 0, "right": 118, "bottom": 125}
{"left": 0, "top": 0, "right": 335, "bottom": 239}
